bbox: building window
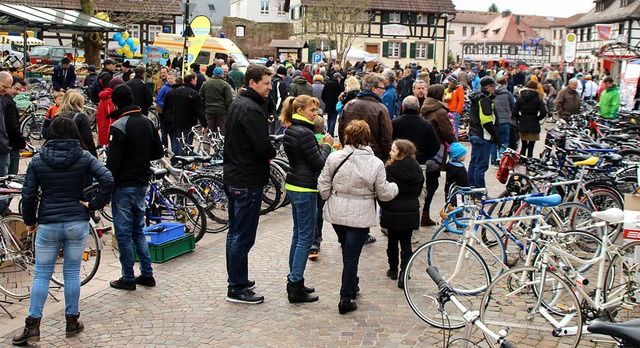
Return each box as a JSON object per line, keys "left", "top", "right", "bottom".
{"left": 235, "top": 25, "right": 245, "bottom": 37}
{"left": 621, "top": 0, "right": 629, "bottom": 7}
{"left": 553, "top": 30, "right": 556, "bottom": 40}
{"left": 389, "top": 12, "right": 401, "bottom": 23}
{"left": 596, "top": 1, "right": 605, "bottom": 11}
{"left": 208, "top": 4, "right": 216, "bottom": 11}
{"left": 260, "top": 1, "right": 269, "bottom": 15}
{"left": 148, "top": 25, "right": 162, "bottom": 42}
{"left": 619, "top": 22, "right": 626, "bottom": 36}
{"left": 416, "top": 13, "right": 428, "bottom": 24}
{"left": 471, "top": 27, "right": 475, "bottom": 35}
{"left": 462, "top": 26, "right": 467, "bottom": 36}
{"left": 416, "top": 42, "right": 427, "bottom": 59}
{"left": 277, "top": 1, "right": 286, "bottom": 16}
{"left": 126, "top": 24, "right": 140, "bottom": 40}
{"left": 388, "top": 41, "right": 401, "bottom": 58}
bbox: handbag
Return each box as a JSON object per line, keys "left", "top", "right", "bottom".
{"left": 425, "top": 144, "right": 445, "bottom": 172}
{"left": 331, "top": 151, "right": 353, "bottom": 183}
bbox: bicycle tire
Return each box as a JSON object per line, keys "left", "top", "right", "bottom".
{"left": 404, "top": 239, "right": 491, "bottom": 329}
{"left": 619, "top": 148, "right": 640, "bottom": 163}
{"left": 604, "top": 240, "right": 640, "bottom": 323}
{"left": 0, "top": 214, "right": 35, "bottom": 299}
{"left": 20, "top": 114, "right": 45, "bottom": 146}
{"left": 272, "top": 158, "right": 291, "bottom": 207}
{"left": 579, "top": 188, "right": 624, "bottom": 242}
{"left": 270, "top": 163, "right": 288, "bottom": 209}
{"left": 260, "top": 172, "right": 282, "bottom": 215}
{"left": 479, "top": 266, "right": 582, "bottom": 348}
{"left": 154, "top": 187, "right": 207, "bottom": 243}
{"left": 147, "top": 108, "right": 160, "bottom": 130}
{"left": 191, "top": 174, "right": 229, "bottom": 233}
{"left": 50, "top": 226, "right": 102, "bottom": 287}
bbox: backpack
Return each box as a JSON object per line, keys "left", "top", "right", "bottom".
{"left": 89, "top": 72, "right": 108, "bottom": 104}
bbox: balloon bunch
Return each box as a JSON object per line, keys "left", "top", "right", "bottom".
{"left": 113, "top": 32, "right": 140, "bottom": 59}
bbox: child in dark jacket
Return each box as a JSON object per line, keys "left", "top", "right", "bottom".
{"left": 379, "top": 139, "right": 424, "bottom": 289}
{"left": 445, "top": 142, "right": 469, "bottom": 195}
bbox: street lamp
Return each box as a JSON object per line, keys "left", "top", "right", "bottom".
{"left": 440, "top": 13, "right": 448, "bottom": 70}
{"left": 179, "top": 0, "right": 194, "bottom": 77}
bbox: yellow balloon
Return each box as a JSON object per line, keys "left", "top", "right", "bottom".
{"left": 125, "top": 52, "right": 134, "bottom": 59}
{"left": 95, "top": 12, "right": 110, "bottom": 22}
{"left": 115, "top": 48, "right": 123, "bottom": 55}
{"left": 121, "top": 45, "right": 131, "bottom": 53}
{"left": 133, "top": 38, "right": 140, "bottom": 45}
{"left": 122, "top": 31, "right": 130, "bottom": 40}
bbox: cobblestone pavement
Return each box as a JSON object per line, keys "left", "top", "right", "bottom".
{"left": 0, "top": 138, "right": 615, "bottom": 347}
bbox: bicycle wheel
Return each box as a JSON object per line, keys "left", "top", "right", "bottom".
{"left": 192, "top": 174, "right": 228, "bottom": 233}
{"left": 604, "top": 240, "right": 640, "bottom": 322}
{"left": 0, "top": 215, "right": 35, "bottom": 299}
{"left": 404, "top": 239, "right": 491, "bottom": 329}
{"left": 480, "top": 266, "right": 582, "bottom": 348}
{"left": 579, "top": 189, "right": 623, "bottom": 242}
{"left": 154, "top": 187, "right": 207, "bottom": 243}
{"left": 21, "top": 114, "right": 45, "bottom": 146}
{"left": 50, "top": 226, "right": 101, "bottom": 287}
{"left": 260, "top": 172, "right": 282, "bottom": 215}
{"left": 147, "top": 108, "right": 160, "bottom": 130}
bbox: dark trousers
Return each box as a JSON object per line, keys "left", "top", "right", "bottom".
{"left": 206, "top": 112, "right": 226, "bottom": 135}
{"left": 311, "top": 194, "right": 325, "bottom": 250}
{"left": 9, "top": 149, "right": 19, "bottom": 174}
{"left": 225, "top": 185, "right": 263, "bottom": 291}
{"left": 326, "top": 110, "right": 338, "bottom": 137}
{"left": 332, "top": 224, "right": 368, "bottom": 301}
{"left": 387, "top": 229, "right": 413, "bottom": 271}
{"left": 521, "top": 140, "right": 536, "bottom": 158}
{"left": 423, "top": 171, "right": 440, "bottom": 214}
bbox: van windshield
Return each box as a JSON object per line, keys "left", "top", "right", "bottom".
{"left": 230, "top": 53, "right": 249, "bottom": 67}
{"left": 30, "top": 47, "right": 49, "bottom": 56}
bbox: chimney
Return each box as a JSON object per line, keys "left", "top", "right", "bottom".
{"left": 502, "top": 10, "right": 511, "bottom": 18}
{"left": 516, "top": 15, "right": 520, "bottom": 25}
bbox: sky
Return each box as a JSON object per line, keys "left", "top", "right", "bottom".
{"left": 452, "top": 0, "right": 594, "bottom": 18}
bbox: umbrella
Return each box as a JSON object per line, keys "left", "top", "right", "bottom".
{"left": 517, "top": 61, "right": 530, "bottom": 70}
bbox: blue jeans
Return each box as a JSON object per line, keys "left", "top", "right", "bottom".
{"left": 0, "top": 152, "right": 10, "bottom": 214}
{"left": 490, "top": 124, "right": 511, "bottom": 164}
{"left": 28, "top": 220, "right": 89, "bottom": 318}
{"left": 452, "top": 112, "right": 461, "bottom": 140}
{"left": 312, "top": 194, "right": 325, "bottom": 250}
{"left": 113, "top": 186, "right": 153, "bottom": 282}
{"left": 225, "top": 185, "right": 263, "bottom": 291}
{"left": 469, "top": 135, "right": 491, "bottom": 189}
{"left": 326, "top": 110, "right": 338, "bottom": 137}
{"left": 332, "top": 224, "right": 369, "bottom": 301}
{"left": 287, "top": 191, "right": 317, "bottom": 282}
{"left": 159, "top": 119, "right": 169, "bottom": 149}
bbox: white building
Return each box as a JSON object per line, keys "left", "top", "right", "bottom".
{"left": 230, "top": 0, "right": 291, "bottom": 23}
{"left": 449, "top": 11, "right": 495, "bottom": 63}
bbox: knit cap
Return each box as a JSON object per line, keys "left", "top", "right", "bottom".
{"left": 213, "top": 67, "right": 223, "bottom": 76}
{"left": 111, "top": 84, "right": 134, "bottom": 109}
{"left": 447, "top": 73, "right": 458, "bottom": 83}
{"left": 449, "top": 142, "right": 467, "bottom": 160}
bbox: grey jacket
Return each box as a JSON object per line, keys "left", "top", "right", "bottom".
{"left": 318, "top": 145, "right": 398, "bottom": 228}
{"left": 289, "top": 76, "right": 313, "bottom": 97}
{"left": 493, "top": 85, "right": 515, "bottom": 125}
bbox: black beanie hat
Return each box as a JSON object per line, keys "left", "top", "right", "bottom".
{"left": 277, "top": 66, "right": 287, "bottom": 75}
{"left": 112, "top": 84, "right": 134, "bottom": 109}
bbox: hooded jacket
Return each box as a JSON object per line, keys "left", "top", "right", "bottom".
{"left": 283, "top": 114, "right": 332, "bottom": 190}
{"left": 493, "top": 84, "right": 515, "bottom": 125}
{"left": 599, "top": 84, "right": 620, "bottom": 119}
{"left": 22, "top": 139, "right": 113, "bottom": 226}
{"left": 199, "top": 75, "right": 233, "bottom": 115}
{"left": 420, "top": 97, "right": 456, "bottom": 170}
{"left": 468, "top": 90, "right": 499, "bottom": 143}
{"left": 322, "top": 77, "right": 344, "bottom": 114}
{"left": 289, "top": 76, "right": 313, "bottom": 97}
{"left": 445, "top": 84, "right": 465, "bottom": 114}
{"left": 554, "top": 86, "right": 580, "bottom": 117}
{"left": 512, "top": 89, "right": 547, "bottom": 134}
{"left": 96, "top": 88, "right": 116, "bottom": 146}
{"left": 379, "top": 157, "right": 424, "bottom": 230}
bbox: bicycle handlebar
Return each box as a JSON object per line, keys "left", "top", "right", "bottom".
{"left": 442, "top": 206, "right": 467, "bottom": 234}
{"left": 426, "top": 266, "right": 450, "bottom": 293}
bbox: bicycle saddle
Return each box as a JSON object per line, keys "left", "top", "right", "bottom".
{"left": 591, "top": 208, "right": 624, "bottom": 223}
{"left": 172, "top": 156, "right": 196, "bottom": 164}
{"left": 604, "top": 134, "right": 631, "bottom": 141}
{"left": 602, "top": 153, "right": 623, "bottom": 163}
{"left": 151, "top": 168, "right": 168, "bottom": 178}
{"left": 569, "top": 154, "right": 592, "bottom": 162}
{"left": 587, "top": 142, "right": 612, "bottom": 149}
{"left": 574, "top": 157, "right": 599, "bottom": 166}
{"left": 588, "top": 319, "right": 640, "bottom": 346}
{"left": 194, "top": 156, "right": 211, "bottom": 162}
{"left": 269, "top": 134, "right": 284, "bottom": 142}
{"left": 524, "top": 194, "right": 561, "bottom": 207}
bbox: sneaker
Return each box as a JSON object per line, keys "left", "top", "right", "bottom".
{"left": 364, "top": 234, "right": 376, "bottom": 244}
{"left": 110, "top": 277, "right": 136, "bottom": 291}
{"left": 135, "top": 275, "right": 156, "bottom": 287}
{"left": 308, "top": 250, "right": 318, "bottom": 260}
{"left": 247, "top": 280, "right": 255, "bottom": 290}
{"left": 226, "top": 289, "right": 264, "bottom": 304}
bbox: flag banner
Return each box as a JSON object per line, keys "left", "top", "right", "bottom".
{"left": 596, "top": 24, "right": 613, "bottom": 41}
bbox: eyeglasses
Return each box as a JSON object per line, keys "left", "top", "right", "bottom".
{"left": 373, "top": 85, "right": 385, "bottom": 90}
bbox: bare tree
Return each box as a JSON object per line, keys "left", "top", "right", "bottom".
{"left": 294, "top": 0, "right": 372, "bottom": 66}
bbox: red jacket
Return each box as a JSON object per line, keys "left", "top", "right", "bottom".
{"left": 96, "top": 88, "right": 116, "bottom": 146}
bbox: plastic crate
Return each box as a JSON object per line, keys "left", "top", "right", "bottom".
{"left": 134, "top": 234, "right": 195, "bottom": 263}
{"left": 143, "top": 222, "right": 185, "bottom": 245}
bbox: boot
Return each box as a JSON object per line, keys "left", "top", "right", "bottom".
{"left": 65, "top": 313, "right": 84, "bottom": 338}
{"left": 420, "top": 211, "right": 436, "bottom": 227}
{"left": 287, "top": 280, "right": 319, "bottom": 303}
{"left": 12, "top": 317, "right": 40, "bottom": 345}
{"left": 287, "top": 278, "right": 315, "bottom": 294}
{"left": 338, "top": 300, "right": 357, "bottom": 314}
{"left": 386, "top": 248, "right": 398, "bottom": 280}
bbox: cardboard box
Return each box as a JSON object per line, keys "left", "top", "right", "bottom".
{"left": 623, "top": 194, "right": 640, "bottom": 262}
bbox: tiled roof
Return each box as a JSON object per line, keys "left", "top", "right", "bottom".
{"left": 452, "top": 11, "right": 499, "bottom": 25}
{"left": 452, "top": 10, "right": 583, "bottom": 29}
{"left": 1, "top": 0, "right": 180, "bottom": 16}
{"left": 462, "top": 14, "right": 540, "bottom": 45}
{"left": 569, "top": 2, "right": 640, "bottom": 28}
{"left": 300, "top": 0, "right": 456, "bottom": 14}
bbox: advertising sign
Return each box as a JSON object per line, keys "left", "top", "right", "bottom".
{"left": 144, "top": 46, "right": 170, "bottom": 64}
{"left": 564, "top": 33, "right": 577, "bottom": 63}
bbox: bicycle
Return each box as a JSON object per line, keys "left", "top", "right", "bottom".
{"left": 588, "top": 319, "right": 640, "bottom": 347}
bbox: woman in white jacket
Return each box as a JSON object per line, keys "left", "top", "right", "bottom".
{"left": 318, "top": 120, "right": 398, "bottom": 314}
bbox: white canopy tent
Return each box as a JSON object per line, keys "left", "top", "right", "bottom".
{"left": 1, "top": 35, "right": 45, "bottom": 46}
{"left": 322, "top": 48, "right": 380, "bottom": 63}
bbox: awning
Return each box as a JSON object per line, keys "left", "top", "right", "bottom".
{"left": 323, "top": 48, "right": 380, "bottom": 63}
{"left": 0, "top": 3, "right": 126, "bottom": 33}
{"left": 1, "top": 35, "right": 45, "bottom": 46}
{"left": 269, "top": 39, "right": 308, "bottom": 49}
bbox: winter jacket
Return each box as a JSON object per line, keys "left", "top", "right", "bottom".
{"left": 228, "top": 69, "right": 244, "bottom": 90}
{"left": 382, "top": 85, "right": 397, "bottom": 118}
{"left": 339, "top": 90, "right": 393, "bottom": 161}
{"left": 458, "top": 71, "right": 470, "bottom": 89}
{"left": 493, "top": 84, "right": 515, "bottom": 125}
{"left": 283, "top": 115, "right": 332, "bottom": 191}
{"left": 421, "top": 97, "right": 456, "bottom": 170}
{"left": 554, "top": 86, "right": 581, "bottom": 117}
{"left": 57, "top": 110, "right": 98, "bottom": 158}
{"left": 22, "top": 139, "right": 113, "bottom": 226}
{"left": 445, "top": 85, "right": 465, "bottom": 114}
{"left": 445, "top": 161, "right": 469, "bottom": 196}
{"left": 311, "top": 81, "right": 326, "bottom": 111}
{"left": 289, "top": 76, "right": 313, "bottom": 97}
{"left": 155, "top": 81, "right": 172, "bottom": 109}
{"left": 195, "top": 71, "right": 206, "bottom": 91}
{"left": 318, "top": 145, "right": 398, "bottom": 228}
{"left": 223, "top": 87, "right": 277, "bottom": 188}
{"left": 269, "top": 74, "right": 287, "bottom": 114}
{"left": 0, "top": 95, "right": 26, "bottom": 151}
{"left": 469, "top": 90, "right": 499, "bottom": 143}
{"left": 392, "top": 110, "right": 440, "bottom": 165}
{"left": 321, "top": 78, "right": 344, "bottom": 115}
{"left": 512, "top": 89, "right": 547, "bottom": 134}
{"left": 599, "top": 84, "right": 620, "bottom": 119}
{"left": 90, "top": 69, "right": 113, "bottom": 104}
{"left": 471, "top": 75, "right": 480, "bottom": 92}
{"left": 396, "top": 76, "right": 414, "bottom": 98}
{"left": 96, "top": 88, "right": 116, "bottom": 146}
{"left": 164, "top": 84, "right": 207, "bottom": 130}
{"left": 199, "top": 75, "right": 233, "bottom": 116}
{"left": 83, "top": 72, "right": 97, "bottom": 88}
{"left": 301, "top": 70, "right": 313, "bottom": 84}
{"left": 126, "top": 76, "right": 153, "bottom": 115}
{"left": 106, "top": 105, "right": 164, "bottom": 187}
{"left": 379, "top": 157, "right": 424, "bottom": 230}
{"left": 52, "top": 63, "right": 77, "bottom": 91}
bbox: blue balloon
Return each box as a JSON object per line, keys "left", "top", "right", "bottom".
{"left": 118, "top": 38, "right": 126, "bottom": 46}
{"left": 113, "top": 33, "right": 122, "bottom": 41}
{"left": 126, "top": 38, "right": 134, "bottom": 46}
{"left": 130, "top": 45, "right": 138, "bottom": 52}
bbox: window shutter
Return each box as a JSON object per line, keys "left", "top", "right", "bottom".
{"left": 383, "top": 41, "right": 389, "bottom": 57}
{"left": 382, "top": 12, "right": 389, "bottom": 23}
{"left": 401, "top": 12, "right": 408, "bottom": 23}
{"left": 410, "top": 13, "right": 417, "bottom": 24}
{"left": 410, "top": 43, "right": 416, "bottom": 58}
{"left": 428, "top": 43, "right": 435, "bottom": 59}
{"left": 401, "top": 42, "right": 407, "bottom": 58}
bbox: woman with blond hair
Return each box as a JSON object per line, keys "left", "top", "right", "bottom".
{"left": 318, "top": 120, "right": 398, "bottom": 314}
{"left": 281, "top": 95, "right": 334, "bottom": 303}
{"left": 56, "top": 90, "right": 97, "bottom": 157}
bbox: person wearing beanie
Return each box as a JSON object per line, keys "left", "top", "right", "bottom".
{"left": 83, "top": 64, "right": 98, "bottom": 88}
{"left": 444, "top": 73, "right": 465, "bottom": 138}
{"left": 107, "top": 83, "right": 164, "bottom": 292}
{"left": 200, "top": 64, "right": 233, "bottom": 135}
{"left": 468, "top": 76, "right": 499, "bottom": 190}
{"left": 445, "top": 142, "right": 469, "bottom": 198}
{"left": 120, "top": 60, "right": 133, "bottom": 82}
{"left": 289, "top": 69, "right": 313, "bottom": 97}
{"left": 268, "top": 65, "right": 289, "bottom": 134}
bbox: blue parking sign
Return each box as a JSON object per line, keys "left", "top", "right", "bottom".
{"left": 312, "top": 52, "right": 323, "bottom": 64}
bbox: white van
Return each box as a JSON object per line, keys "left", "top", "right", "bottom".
{"left": 152, "top": 33, "right": 250, "bottom": 72}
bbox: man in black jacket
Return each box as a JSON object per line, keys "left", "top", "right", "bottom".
{"left": 391, "top": 96, "right": 439, "bottom": 164}
{"left": 90, "top": 59, "right": 115, "bottom": 104}
{"left": 125, "top": 66, "right": 153, "bottom": 116}
{"left": 190, "top": 63, "right": 206, "bottom": 91}
{"left": 396, "top": 68, "right": 414, "bottom": 109}
{"left": 2, "top": 75, "right": 26, "bottom": 175}
{"left": 164, "top": 73, "right": 207, "bottom": 160}
{"left": 107, "top": 84, "right": 164, "bottom": 291}
{"left": 468, "top": 76, "right": 499, "bottom": 190}
{"left": 224, "top": 65, "right": 276, "bottom": 304}
{"left": 268, "top": 66, "right": 288, "bottom": 134}
{"left": 321, "top": 73, "right": 344, "bottom": 136}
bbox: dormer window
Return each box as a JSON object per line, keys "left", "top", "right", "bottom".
{"left": 596, "top": 1, "right": 605, "bottom": 11}
{"left": 621, "top": 0, "right": 629, "bottom": 7}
